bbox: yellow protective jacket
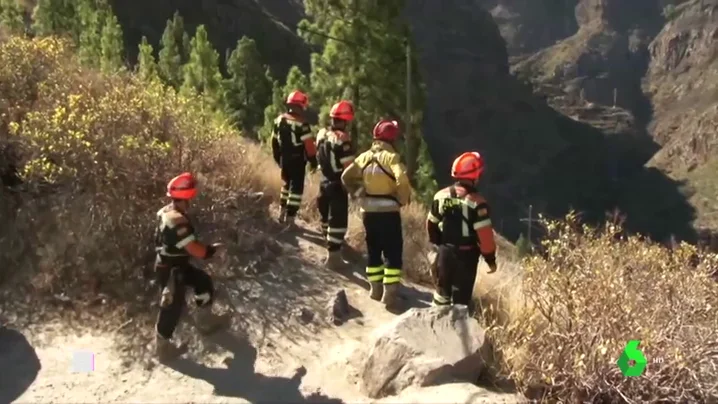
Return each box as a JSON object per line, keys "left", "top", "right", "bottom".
{"left": 341, "top": 140, "right": 411, "bottom": 212}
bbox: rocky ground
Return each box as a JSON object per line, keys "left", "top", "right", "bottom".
{"left": 0, "top": 215, "right": 523, "bottom": 403}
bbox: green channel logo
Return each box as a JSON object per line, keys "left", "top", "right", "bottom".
{"left": 617, "top": 340, "right": 647, "bottom": 377}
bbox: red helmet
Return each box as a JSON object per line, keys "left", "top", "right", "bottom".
{"left": 286, "top": 90, "right": 309, "bottom": 109}
{"left": 166, "top": 172, "right": 197, "bottom": 200}
{"left": 329, "top": 100, "right": 354, "bottom": 122}
{"left": 451, "top": 152, "right": 485, "bottom": 181}
{"left": 372, "top": 119, "right": 400, "bottom": 142}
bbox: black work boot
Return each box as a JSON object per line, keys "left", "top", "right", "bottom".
{"left": 155, "top": 334, "right": 187, "bottom": 362}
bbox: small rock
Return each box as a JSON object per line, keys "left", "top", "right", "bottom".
{"left": 378, "top": 383, "right": 526, "bottom": 404}
{"left": 295, "top": 307, "right": 315, "bottom": 324}
{"left": 327, "top": 289, "right": 350, "bottom": 325}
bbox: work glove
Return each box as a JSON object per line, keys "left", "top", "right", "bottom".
{"left": 486, "top": 261, "right": 498, "bottom": 274}
{"left": 205, "top": 242, "right": 224, "bottom": 260}
{"left": 308, "top": 157, "right": 318, "bottom": 173}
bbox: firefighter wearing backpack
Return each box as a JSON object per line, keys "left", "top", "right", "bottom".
{"left": 271, "top": 90, "right": 318, "bottom": 225}
{"left": 426, "top": 151, "right": 498, "bottom": 308}
{"left": 341, "top": 119, "right": 411, "bottom": 309}
{"left": 316, "top": 100, "right": 356, "bottom": 269}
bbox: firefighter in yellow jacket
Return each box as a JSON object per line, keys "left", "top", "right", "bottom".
{"left": 341, "top": 119, "right": 411, "bottom": 309}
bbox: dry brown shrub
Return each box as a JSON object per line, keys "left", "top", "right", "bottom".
{"left": 487, "top": 212, "right": 718, "bottom": 403}
{"left": 0, "top": 36, "right": 278, "bottom": 327}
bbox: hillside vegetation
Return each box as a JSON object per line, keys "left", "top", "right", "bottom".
{"left": 0, "top": 1, "right": 717, "bottom": 402}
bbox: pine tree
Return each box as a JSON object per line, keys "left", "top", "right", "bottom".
{"left": 181, "top": 25, "right": 222, "bottom": 106}
{"left": 224, "top": 36, "right": 272, "bottom": 137}
{"left": 0, "top": 0, "right": 25, "bottom": 33}
{"left": 137, "top": 36, "right": 158, "bottom": 82}
{"left": 77, "top": 0, "right": 106, "bottom": 67}
{"left": 31, "top": 0, "right": 75, "bottom": 36}
{"left": 158, "top": 17, "right": 181, "bottom": 87}
{"left": 283, "top": 65, "right": 309, "bottom": 94}
{"left": 260, "top": 70, "right": 283, "bottom": 142}
{"left": 299, "top": 0, "right": 432, "bottom": 199}
{"left": 100, "top": 12, "right": 124, "bottom": 73}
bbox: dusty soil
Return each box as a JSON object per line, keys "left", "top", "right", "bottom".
{"left": 0, "top": 215, "right": 515, "bottom": 403}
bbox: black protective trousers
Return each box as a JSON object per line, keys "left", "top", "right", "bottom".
{"left": 280, "top": 156, "right": 306, "bottom": 218}
{"left": 432, "top": 245, "right": 480, "bottom": 306}
{"left": 363, "top": 211, "right": 403, "bottom": 285}
{"left": 154, "top": 258, "right": 215, "bottom": 340}
{"left": 317, "top": 180, "right": 349, "bottom": 251}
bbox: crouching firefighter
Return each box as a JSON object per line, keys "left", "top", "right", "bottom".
{"left": 271, "top": 90, "right": 318, "bottom": 225}
{"left": 426, "top": 152, "right": 498, "bottom": 309}
{"left": 153, "top": 172, "right": 231, "bottom": 361}
{"left": 341, "top": 119, "right": 410, "bottom": 310}
{"left": 316, "top": 100, "right": 356, "bottom": 269}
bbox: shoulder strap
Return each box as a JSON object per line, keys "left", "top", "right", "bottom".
{"left": 360, "top": 153, "right": 396, "bottom": 181}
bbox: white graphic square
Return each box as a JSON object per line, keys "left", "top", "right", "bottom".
{"left": 72, "top": 350, "right": 94, "bottom": 373}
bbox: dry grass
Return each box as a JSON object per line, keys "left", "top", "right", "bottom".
{"left": 483, "top": 212, "right": 718, "bottom": 403}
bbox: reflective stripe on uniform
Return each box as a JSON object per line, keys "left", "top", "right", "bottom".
{"left": 176, "top": 234, "right": 196, "bottom": 249}
{"left": 474, "top": 219, "right": 492, "bottom": 230}
{"left": 427, "top": 212, "right": 440, "bottom": 223}
{"left": 366, "top": 266, "right": 384, "bottom": 282}
{"left": 432, "top": 292, "right": 450, "bottom": 306}
{"left": 362, "top": 197, "right": 399, "bottom": 209}
{"left": 383, "top": 268, "right": 401, "bottom": 285}
{"left": 286, "top": 193, "right": 302, "bottom": 207}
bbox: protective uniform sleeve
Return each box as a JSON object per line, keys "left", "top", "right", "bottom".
{"left": 336, "top": 139, "right": 356, "bottom": 168}
{"left": 473, "top": 202, "right": 497, "bottom": 267}
{"left": 341, "top": 159, "right": 363, "bottom": 197}
{"left": 271, "top": 136, "right": 281, "bottom": 165}
{"left": 299, "top": 122, "right": 317, "bottom": 158}
{"left": 426, "top": 197, "right": 442, "bottom": 245}
{"left": 390, "top": 155, "right": 411, "bottom": 206}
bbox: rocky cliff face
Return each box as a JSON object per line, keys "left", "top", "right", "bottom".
{"left": 477, "top": 0, "right": 579, "bottom": 56}
{"left": 478, "top": 0, "right": 718, "bottom": 241}
{"left": 644, "top": 0, "right": 718, "bottom": 231}
{"left": 404, "top": 0, "right": 695, "bottom": 242}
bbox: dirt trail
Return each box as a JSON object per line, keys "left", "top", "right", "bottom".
{"left": 2, "top": 217, "right": 443, "bottom": 403}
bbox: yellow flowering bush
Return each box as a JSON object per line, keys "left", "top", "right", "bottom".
{"left": 486, "top": 212, "right": 718, "bottom": 403}
{"left": 0, "top": 36, "right": 280, "bottom": 308}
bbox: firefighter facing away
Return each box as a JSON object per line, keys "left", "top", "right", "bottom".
{"left": 426, "top": 152, "right": 498, "bottom": 308}
{"left": 316, "top": 100, "right": 356, "bottom": 269}
{"left": 271, "top": 90, "right": 318, "bottom": 225}
{"left": 154, "top": 172, "right": 231, "bottom": 361}
{"left": 341, "top": 119, "right": 411, "bottom": 309}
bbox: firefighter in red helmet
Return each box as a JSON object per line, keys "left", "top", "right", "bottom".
{"left": 315, "top": 100, "right": 356, "bottom": 269}
{"left": 341, "top": 119, "right": 411, "bottom": 311}
{"left": 153, "top": 172, "right": 230, "bottom": 361}
{"left": 426, "top": 152, "right": 497, "bottom": 309}
{"left": 271, "top": 90, "right": 318, "bottom": 225}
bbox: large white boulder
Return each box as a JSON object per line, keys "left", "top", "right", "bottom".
{"left": 360, "top": 305, "right": 487, "bottom": 398}
{"left": 377, "top": 383, "right": 526, "bottom": 404}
